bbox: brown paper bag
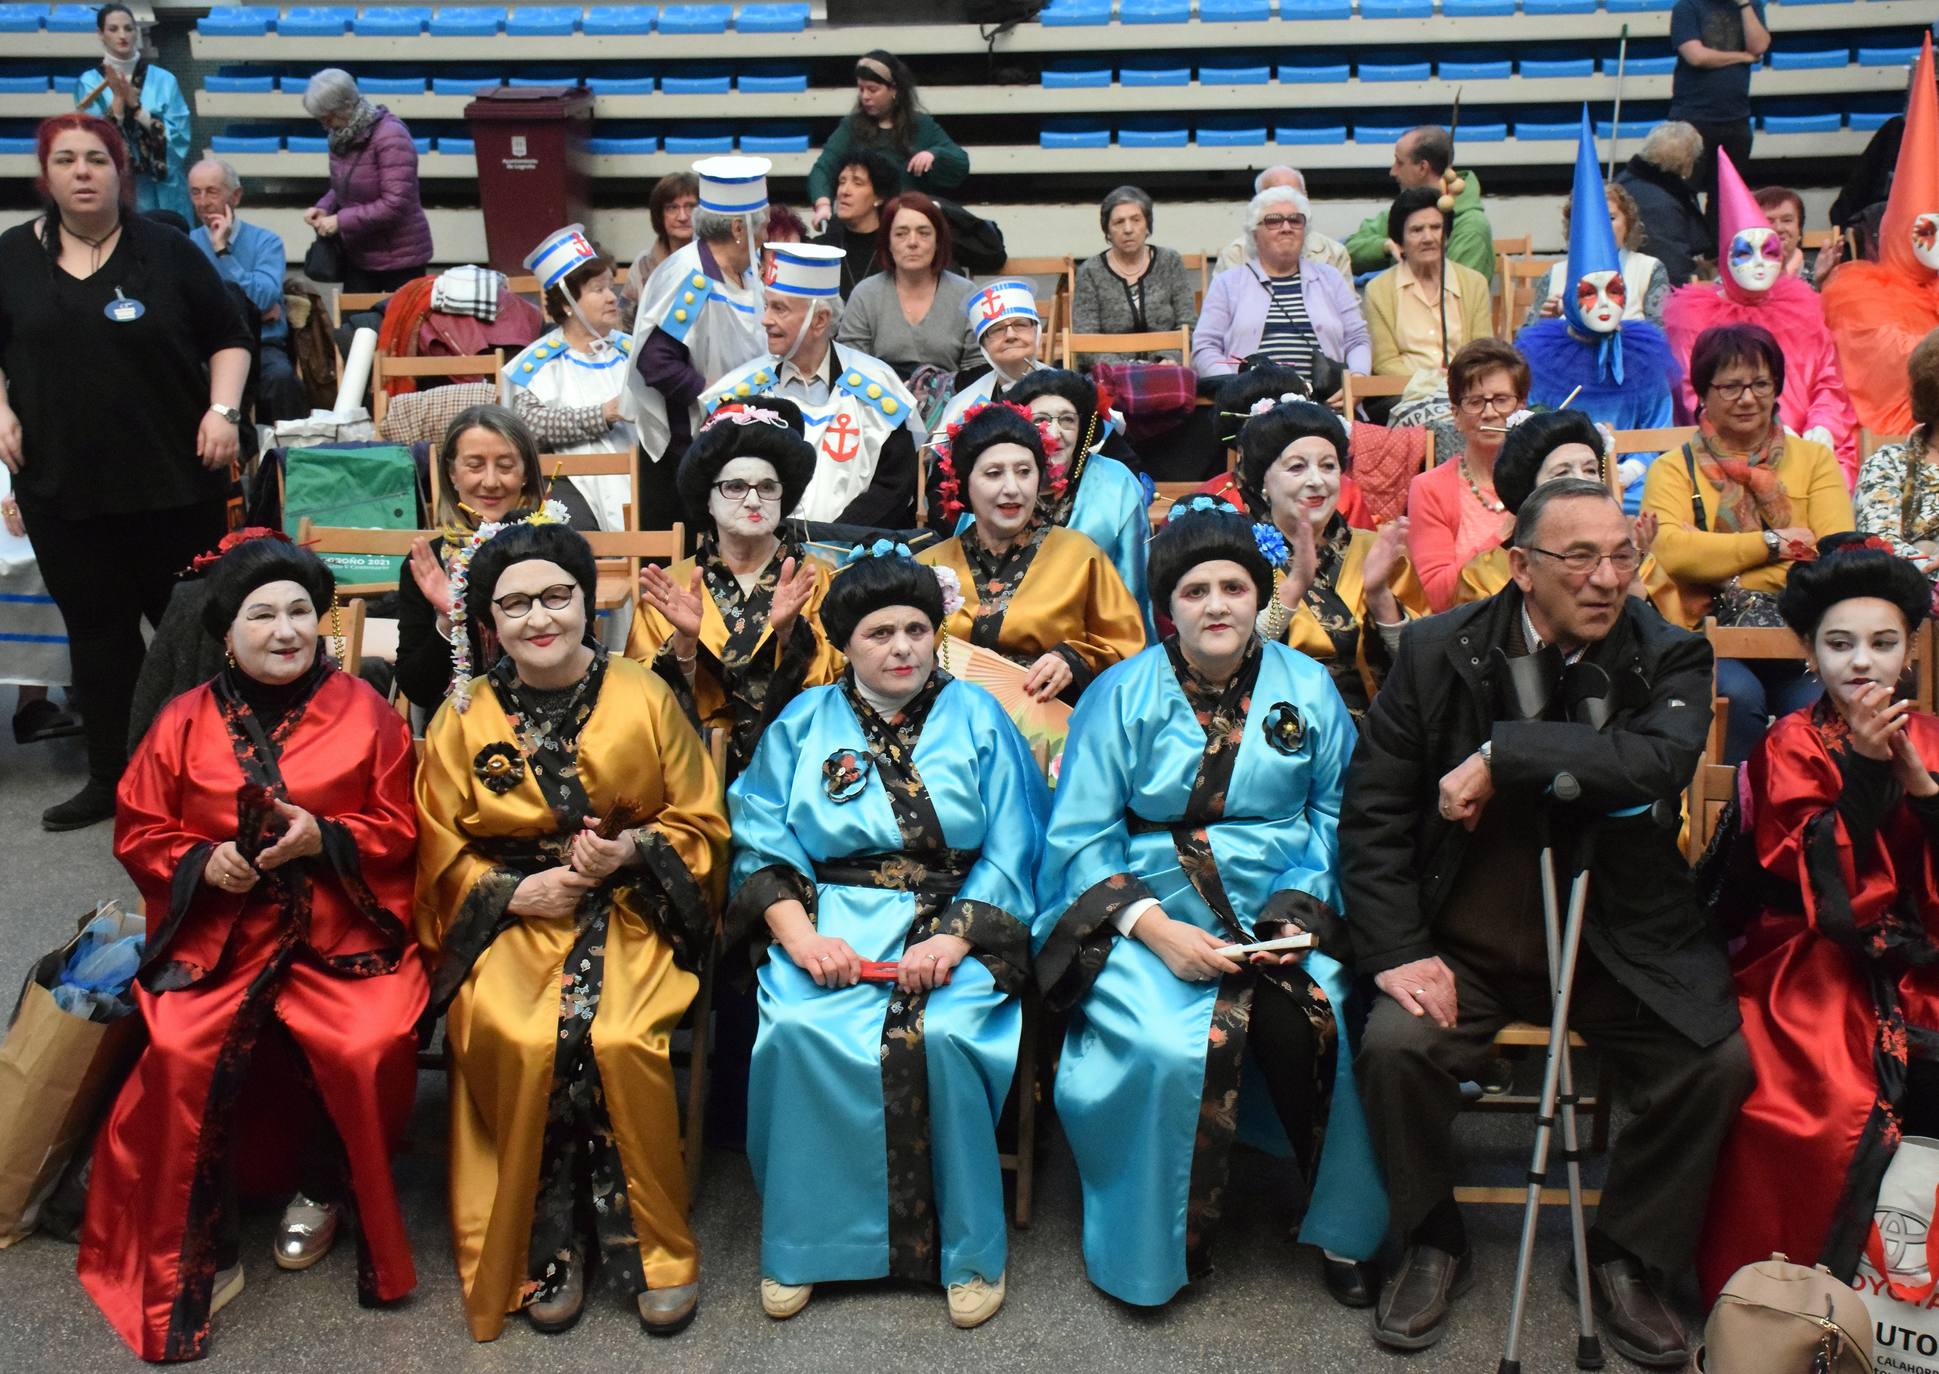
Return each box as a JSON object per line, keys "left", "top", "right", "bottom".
{"left": 0, "top": 902, "right": 146, "bottom": 1247}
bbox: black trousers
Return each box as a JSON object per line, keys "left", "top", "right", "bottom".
{"left": 342, "top": 263, "right": 427, "bottom": 295}
{"left": 23, "top": 498, "right": 227, "bottom": 783}
{"left": 1688, "top": 118, "right": 1755, "bottom": 234}
{"left": 1249, "top": 977, "right": 1329, "bottom": 1186}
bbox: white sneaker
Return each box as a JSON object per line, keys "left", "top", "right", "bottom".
{"left": 947, "top": 1271, "right": 1005, "bottom": 1329}
{"left": 760, "top": 1277, "right": 812, "bottom": 1319}
{"left": 210, "top": 1263, "right": 245, "bottom": 1317}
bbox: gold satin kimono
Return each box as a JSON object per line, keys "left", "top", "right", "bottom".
{"left": 414, "top": 654, "right": 729, "bottom": 1341}
{"left": 918, "top": 524, "right": 1146, "bottom": 698}
{"left": 1270, "top": 523, "right": 1428, "bottom": 715}
{"left": 624, "top": 539, "right": 842, "bottom": 779}
{"left": 1455, "top": 543, "right": 1683, "bottom": 621}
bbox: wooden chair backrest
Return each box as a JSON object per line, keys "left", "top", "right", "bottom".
{"left": 1341, "top": 372, "right": 1408, "bottom": 417}
{"left": 580, "top": 524, "right": 686, "bottom": 615}
{"left": 369, "top": 351, "right": 503, "bottom": 423}
{"left": 1062, "top": 327, "right": 1192, "bottom": 368}
{"left": 1861, "top": 429, "right": 1908, "bottom": 461}
{"left": 294, "top": 517, "right": 428, "bottom": 596}
{"left": 1501, "top": 257, "right": 1561, "bottom": 339}
{"left": 1147, "top": 480, "right": 1202, "bottom": 529}
{"left": 1611, "top": 426, "right": 1699, "bottom": 457}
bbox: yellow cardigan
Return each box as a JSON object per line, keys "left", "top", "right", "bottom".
{"left": 1362, "top": 260, "right": 1495, "bottom": 377}
{"left": 1640, "top": 435, "right": 1854, "bottom": 627}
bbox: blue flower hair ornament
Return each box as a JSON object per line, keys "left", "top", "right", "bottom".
{"left": 1166, "top": 494, "right": 1231, "bottom": 524}
{"left": 842, "top": 538, "right": 915, "bottom": 566}
{"left": 1252, "top": 521, "right": 1289, "bottom": 567}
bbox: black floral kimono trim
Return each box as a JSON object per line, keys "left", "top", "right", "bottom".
{"left": 1801, "top": 724, "right": 1939, "bottom": 1278}
{"left": 157, "top": 663, "right": 408, "bottom": 1358}
{"left": 95, "top": 61, "right": 171, "bottom": 184}
{"left": 1035, "top": 871, "right": 1157, "bottom": 1013}
{"left": 653, "top": 536, "right": 823, "bottom": 781}
{"left": 963, "top": 521, "right": 1050, "bottom": 659}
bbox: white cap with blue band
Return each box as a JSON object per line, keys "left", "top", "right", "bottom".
{"left": 523, "top": 223, "right": 599, "bottom": 289}
{"left": 693, "top": 155, "right": 772, "bottom": 215}
{"left": 964, "top": 278, "right": 1040, "bottom": 340}
{"left": 765, "top": 242, "right": 845, "bottom": 300}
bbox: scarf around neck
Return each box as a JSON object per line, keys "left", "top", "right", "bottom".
{"left": 327, "top": 100, "right": 382, "bottom": 156}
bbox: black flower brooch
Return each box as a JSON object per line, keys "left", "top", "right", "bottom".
{"left": 1263, "top": 702, "right": 1306, "bottom": 757}
{"left": 473, "top": 743, "right": 526, "bottom": 795}
{"left": 822, "top": 747, "right": 873, "bottom": 804}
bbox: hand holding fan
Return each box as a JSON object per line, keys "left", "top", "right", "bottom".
{"left": 939, "top": 635, "right": 1072, "bottom": 759}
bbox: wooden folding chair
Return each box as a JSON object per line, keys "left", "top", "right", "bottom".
{"left": 1611, "top": 426, "right": 1698, "bottom": 457}
{"left": 997, "top": 735, "right": 1064, "bottom": 1228}
{"left": 330, "top": 288, "right": 391, "bottom": 327}
{"left": 1861, "top": 429, "right": 1908, "bottom": 462}
{"left": 1340, "top": 372, "right": 1409, "bottom": 418}
{"left": 1490, "top": 235, "right": 1534, "bottom": 336}
{"left": 580, "top": 525, "right": 686, "bottom": 617}
{"left": 1454, "top": 1020, "right": 1610, "bottom": 1207}
{"left": 1062, "top": 326, "right": 1192, "bottom": 368}
{"left": 1501, "top": 258, "right": 1561, "bottom": 340}
{"left": 293, "top": 518, "right": 425, "bottom": 597}
{"left": 1179, "top": 250, "right": 1211, "bottom": 313}
{"left": 1147, "top": 479, "right": 1203, "bottom": 529}
{"left": 369, "top": 351, "right": 505, "bottom": 424}
{"left": 541, "top": 449, "right": 644, "bottom": 530}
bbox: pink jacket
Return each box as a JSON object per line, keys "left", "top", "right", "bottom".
{"left": 314, "top": 109, "right": 433, "bottom": 273}
{"left": 1406, "top": 457, "right": 1511, "bottom": 612}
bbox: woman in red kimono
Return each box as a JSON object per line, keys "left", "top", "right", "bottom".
{"left": 81, "top": 536, "right": 426, "bottom": 1362}
{"left": 1698, "top": 532, "right": 1939, "bottom": 1298}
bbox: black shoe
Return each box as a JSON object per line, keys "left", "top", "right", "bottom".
{"left": 1321, "top": 1253, "right": 1380, "bottom": 1309}
{"left": 1574, "top": 1256, "right": 1690, "bottom": 1369}
{"left": 12, "top": 698, "right": 81, "bottom": 744}
{"left": 42, "top": 780, "right": 116, "bottom": 831}
{"left": 1372, "top": 1245, "right": 1473, "bottom": 1351}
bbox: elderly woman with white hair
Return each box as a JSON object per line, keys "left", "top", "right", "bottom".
{"left": 300, "top": 68, "right": 432, "bottom": 293}
{"left": 1614, "top": 120, "right": 1710, "bottom": 287}
{"left": 1192, "top": 183, "right": 1370, "bottom": 396}
{"left": 1071, "top": 185, "right": 1197, "bottom": 363}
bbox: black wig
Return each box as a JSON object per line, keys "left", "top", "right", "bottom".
{"left": 677, "top": 397, "right": 817, "bottom": 529}
{"left": 1147, "top": 501, "right": 1273, "bottom": 614}
{"left": 820, "top": 550, "right": 946, "bottom": 651}
{"left": 201, "top": 538, "right": 335, "bottom": 638}
{"left": 1779, "top": 533, "right": 1933, "bottom": 641}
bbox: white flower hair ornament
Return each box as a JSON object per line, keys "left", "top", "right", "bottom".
{"left": 933, "top": 564, "right": 965, "bottom": 619}
{"left": 444, "top": 499, "right": 572, "bottom": 713}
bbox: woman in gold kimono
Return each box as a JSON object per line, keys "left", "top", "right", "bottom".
{"left": 625, "top": 398, "right": 840, "bottom": 783}
{"left": 414, "top": 511, "right": 729, "bottom": 1341}
{"left": 919, "top": 402, "right": 1144, "bottom": 704}
{"left": 1237, "top": 400, "right": 1426, "bottom": 718}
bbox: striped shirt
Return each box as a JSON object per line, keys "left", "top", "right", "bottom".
{"left": 1257, "top": 272, "right": 1319, "bottom": 375}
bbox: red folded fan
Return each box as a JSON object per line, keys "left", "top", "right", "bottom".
{"left": 859, "top": 961, "right": 902, "bottom": 982}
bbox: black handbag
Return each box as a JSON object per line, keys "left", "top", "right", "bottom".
{"left": 302, "top": 232, "right": 345, "bottom": 284}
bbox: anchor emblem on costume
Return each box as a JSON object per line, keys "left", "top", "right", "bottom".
{"left": 978, "top": 292, "right": 1006, "bottom": 323}
{"left": 822, "top": 411, "right": 862, "bottom": 463}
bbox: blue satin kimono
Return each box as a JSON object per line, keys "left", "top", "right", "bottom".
{"left": 728, "top": 671, "right": 1049, "bottom": 1290}
{"left": 73, "top": 63, "right": 193, "bottom": 222}
{"left": 1033, "top": 638, "right": 1388, "bottom": 1306}
{"left": 1518, "top": 316, "right": 1679, "bottom": 513}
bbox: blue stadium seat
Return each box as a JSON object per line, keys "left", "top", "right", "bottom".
{"left": 1199, "top": 0, "right": 1269, "bottom": 18}
{"left": 740, "top": 124, "right": 810, "bottom": 153}
{"left": 664, "top": 128, "right": 734, "bottom": 153}
{"left": 1120, "top": 0, "right": 1189, "bottom": 22}
{"left": 1859, "top": 46, "right": 1922, "bottom": 68}
{"left": 1768, "top": 47, "right": 1850, "bottom": 71}
{"left": 659, "top": 4, "right": 730, "bottom": 32}
{"left": 507, "top": 67, "right": 583, "bottom": 86}
{"left": 0, "top": 135, "right": 42, "bottom": 153}
{"left": 1042, "top": 61, "right": 1112, "bottom": 88}
{"left": 0, "top": 5, "right": 48, "bottom": 33}
{"left": 1355, "top": 122, "right": 1414, "bottom": 144}
{"left": 432, "top": 75, "right": 504, "bottom": 95}
{"left": 1443, "top": 0, "right": 1514, "bottom": 13}
{"left": 288, "top": 134, "right": 330, "bottom": 152}
{"left": 206, "top": 71, "right": 277, "bottom": 93}
{"left": 279, "top": 7, "right": 356, "bottom": 35}
{"left": 1440, "top": 59, "right": 1513, "bottom": 80}
{"left": 662, "top": 68, "right": 732, "bottom": 94}
{"left": 0, "top": 74, "right": 49, "bottom": 91}
{"left": 1040, "top": 0, "right": 1110, "bottom": 22}
{"left": 1120, "top": 119, "right": 1189, "bottom": 148}
{"left": 1852, "top": 109, "right": 1895, "bottom": 132}
{"left": 1360, "top": 0, "right": 1431, "bottom": 17}
{"left": 1275, "top": 120, "right": 1347, "bottom": 144}
{"left": 358, "top": 74, "right": 431, "bottom": 93}
{"left": 586, "top": 132, "right": 660, "bottom": 154}
{"left": 586, "top": 74, "right": 656, "bottom": 94}
{"left": 1198, "top": 119, "right": 1268, "bottom": 147}
{"left": 1199, "top": 61, "right": 1271, "bottom": 84}
{"left": 1281, "top": 0, "right": 1352, "bottom": 14}
{"left": 583, "top": 5, "right": 656, "bottom": 33}
{"left": 1278, "top": 62, "right": 1351, "bottom": 83}
{"left": 739, "top": 66, "right": 808, "bottom": 92}
{"left": 1524, "top": 0, "right": 1596, "bottom": 13}
{"left": 508, "top": 8, "right": 579, "bottom": 34}
{"left": 1121, "top": 60, "right": 1191, "bottom": 86}
{"left": 45, "top": 4, "right": 98, "bottom": 32}
{"left": 196, "top": 7, "right": 278, "bottom": 35}
{"left": 429, "top": 7, "right": 506, "bottom": 34}
{"left": 1521, "top": 56, "right": 1595, "bottom": 79}
{"left": 354, "top": 6, "right": 430, "bottom": 33}
{"left": 211, "top": 127, "right": 284, "bottom": 153}
{"left": 1515, "top": 119, "right": 1578, "bottom": 141}
{"left": 1608, "top": 54, "right": 1675, "bottom": 76}
{"left": 1594, "top": 118, "right": 1654, "bottom": 140}
{"left": 736, "top": 2, "right": 807, "bottom": 29}
{"left": 1603, "top": 0, "right": 1672, "bottom": 10}
{"left": 437, "top": 136, "right": 476, "bottom": 155}
{"left": 411, "top": 136, "right": 433, "bottom": 153}
{"left": 1761, "top": 112, "right": 1841, "bottom": 134}
{"left": 1461, "top": 121, "right": 1508, "bottom": 142}
{"left": 1041, "top": 120, "right": 1111, "bottom": 148}
{"left": 1360, "top": 61, "right": 1432, "bottom": 81}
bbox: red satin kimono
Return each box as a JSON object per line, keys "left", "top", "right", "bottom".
{"left": 1697, "top": 703, "right": 1939, "bottom": 1299}
{"left": 80, "top": 666, "right": 428, "bottom": 1362}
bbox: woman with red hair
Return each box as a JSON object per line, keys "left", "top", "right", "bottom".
{"left": 0, "top": 114, "right": 251, "bottom": 830}
{"left": 836, "top": 191, "right": 979, "bottom": 381}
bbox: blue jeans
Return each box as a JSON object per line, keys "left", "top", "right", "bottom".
{"left": 1715, "top": 657, "right": 1821, "bottom": 764}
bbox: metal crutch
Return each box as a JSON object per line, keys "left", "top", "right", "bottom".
{"left": 1498, "top": 774, "right": 1605, "bottom": 1374}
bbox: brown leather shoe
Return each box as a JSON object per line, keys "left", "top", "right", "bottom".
{"left": 1581, "top": 1256, "right": 1690, "bottom": 1369}
{"left": 1372, "top": 1245, "right": 1473, "bottom": 1350}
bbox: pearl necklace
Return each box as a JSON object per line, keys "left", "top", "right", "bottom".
{"left": 1459, "top": 454, "right": 1505, "bottom": 514}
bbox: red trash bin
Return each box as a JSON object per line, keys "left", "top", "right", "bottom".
{"left": 463, "top": 85, "right": 594, "bottom": 275}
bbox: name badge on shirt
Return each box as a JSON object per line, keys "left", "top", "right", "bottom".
{"left": 104, "top": 288, "right": 144, "bottom": 324}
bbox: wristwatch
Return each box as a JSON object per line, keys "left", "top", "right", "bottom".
{"left": 1478, "top": 739, "right": 1493, "bottom": 769}
{"left": 1762, "top": 528, "right": 1782, "bottom": 560}
{"left": 208, "top": 403, "right": 242, "bottom": 424}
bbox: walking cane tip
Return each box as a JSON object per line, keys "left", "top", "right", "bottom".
{"left": 1575, "top": 1334, "right": 1606, "bottom": 1369}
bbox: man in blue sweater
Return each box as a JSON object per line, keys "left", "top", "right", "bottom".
{"left": 188, "top": 158, "right": 300, "bottom": 413}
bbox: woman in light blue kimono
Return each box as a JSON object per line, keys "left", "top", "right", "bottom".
{"left": 1033, "top": 498, "right": 1388, "bottom": 1310}
{"left": 73, "top": 5, "right": 191, "bottom": 222}
{"left": 727, "top": 544, "right": 1049, "bottom": 1331}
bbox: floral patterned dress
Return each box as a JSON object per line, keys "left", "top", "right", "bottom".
{"left": 1855, "top": 439, "right": 1939, "bottom": 578}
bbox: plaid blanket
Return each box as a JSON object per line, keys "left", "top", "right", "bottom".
{"left": 431, "top": 265, "right": 507, "bottom": 322}
{"left": 1086, "top": 361, "right": 1198, "bottom": 447}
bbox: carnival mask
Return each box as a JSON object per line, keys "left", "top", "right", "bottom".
{"left": 1726, "top": 227, "right": 1784, "bottom": 293}
{"left": 1913, "top": 213, "right": 1939, "bottom": 272}
{"left": 1574, "top": 270, "right": 1625, "bottom": 333}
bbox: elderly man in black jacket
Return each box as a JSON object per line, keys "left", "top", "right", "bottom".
{"left": 1341, "top": 478, "right": 1751, "bottom": 1367}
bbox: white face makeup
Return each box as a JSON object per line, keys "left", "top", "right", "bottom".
{"left": 1811, "top": 596, "right": 1911, "bottom": 718}
{"left": 489, "top": 558, "right": 587, "bottom": 684}
{"left": 1575, "top": 269, "right": 1626, "bottom": 333}
{"left": 1262, "top": 435, "right": 1343, "bottom": 532}
{"left": 1170, "top": 559, "right": 1260, "bottom": 666}
{"left": 227, "top": 580, "right": 318, "bottom": 685}
{"left": 1727, "top": 227, "right": 1785, "bottom": 294}
{"left": 846, "top": 606, "right": 935, "bottom": 700}
{"left": 966, "top": 441, "right": 1040, "bottom": 544}
{"left": 1913, "top": 213, "right": 1939, "bottom": 272}
{"left": 708, "top": 456, "right": 783, "bottom": 538}
{"left": 1534, "top": 441, "right": 1604, "bottom": 488}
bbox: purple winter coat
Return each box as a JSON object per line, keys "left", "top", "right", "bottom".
{"left": 312, "top": 109, "right": 433, "bottom": 272}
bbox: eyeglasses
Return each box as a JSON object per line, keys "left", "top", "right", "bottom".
{"left": 1260, "top": 214, "right": 1308, "bottom": 231}
{"left": 1457, "top": 393, "right": 1523, "bottom": 415}
{"left": 1525, "top": 545, "right": 1642, "bottom": 577}
{"left": 986, "top": 320, "right": 1036, "bottom": 338}
{"left": 713, "top": 478, "right": 784, "bottom": 503}
{"left": 491, "top": 583, "right": 579, "bottom": 618}
{"left": 1708, "top": 378, "right": 1777, "bottom": 401}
